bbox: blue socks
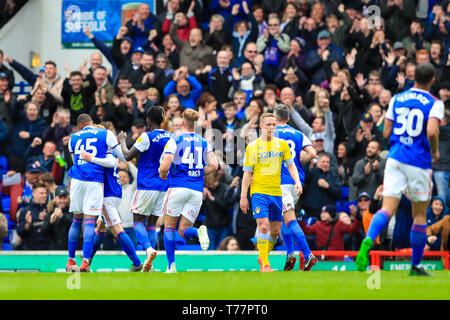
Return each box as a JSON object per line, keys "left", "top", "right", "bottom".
{"left": 367, "top": 209, "right": 390, "bottom": 241}
{"left": 164, "top": 227, "right": 176, "bottom": 268}
{"left": 281, "top": 222, "right": 295, "bottom": 255}
{"left": 90, "top": 230, "right": 106, "bottom": 259}
{"left": 116, "top": 231, "right": 141, "bottom": 267}
{"left": 82, "top": 218, "right": 97, "bottom": 260}
{"left": 68, "top": 216, "right": 82, "bottom": 260}
{"left": 410, "top": 224, "right": 427, "bottom": 267}
{"left": 287, "top": 219, "right": 311, "bottom": 259}
{"left": 182, "top": 227, "right": 198, "bottom": 240}
{"left": 134, "top": 221, "right": 151, "bottom": 250}
{"left": 147, "top": 225, "right": 157, "bottom": 249}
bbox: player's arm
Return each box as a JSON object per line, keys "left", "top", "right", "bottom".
{"left": 240, "top": 171, "right": 252, "bottom": 214}
{"left": 283, "top": 140, "right": 302, "bottom": 195}
{"left": 81, "top": 151, "right": 116, "bottom": 168}
{"left": 383, "top": 96, "right": 395, "bottom": 139}
{"left": 117, "top": 131, "right": 141, "bottom": 161}
{"left": 159, "top": 138, "right": 177, "bottom": 180}
{"left": 300, "top": 145, "right": 316, "bottom": 165}
{"left": 427, "top": 100, "right": 444, "bottom": 163}
{"left": 204, "top": 151, "right": 219, "bottom": 176}
{"left": 105, "top": 130, "right": 127, "bottom": 161}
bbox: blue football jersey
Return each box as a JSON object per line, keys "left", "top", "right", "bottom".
{"left": 133, "top": 129, "right": 174, "bottom": 191}
{"left": 68, "top": 127, "right": 111, "bottom": 182}
{"left": 275, "top": 125, "right": 312, "bottom": 185}
{"left": 386, "top": 88, "right": 444, "bottom": 169}
{"left": 166, "top": 132, "right": 213, "bottom": 192}
{"left": 103, "top": 153, "right": 122, "bottom": 199}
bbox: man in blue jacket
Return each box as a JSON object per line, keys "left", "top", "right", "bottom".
{"left": 163, "top": 66, "right": 202, "bottom": 109}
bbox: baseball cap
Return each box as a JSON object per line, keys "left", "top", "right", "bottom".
{"left": 357, "top": 191, "right": 371, "bottom": 200}
{"left": 311, "top": 132, "right": 324, "bottom": 142}
{"left": 0, "top": 72, "right": 7, "bottom": 80}
{"left": 322, "top": 204, "right": 336, "bottom": 218}
{"left": 133, "top": 46, "right": 144, "bottom": 53}
{"left": 26, "top": 163, "right": 42, "bottom": 173}
{"left": 55, "top": 186, "right": 69, "bottom": 197}
{"left": 122, "top": 36, "right": 134, "bottom": 46}
{"left": 361, "top": 112, "right": 373, "bottom": 122}
{"left": 393, "top": 41, "right": 405, "bottom": 50}
{"left": 133, "top": 82, "right": 147, "bottom": 91}
{"left": 317, "top": 30, "right": 330, "bottom": 40}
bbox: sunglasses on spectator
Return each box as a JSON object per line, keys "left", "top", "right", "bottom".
{"left": 358, "top": 198, "right": 370, "bottom": 202}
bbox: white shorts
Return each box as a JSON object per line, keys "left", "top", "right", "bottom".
{"left": 281, "top": 184, "right": 299, "bottom": 213}
{"left": 382, "top": 158, "right": 432, "bottom": 202}
{"left": 101, "top": 197, "right": 122, "bottom": 227}
{"left": 130, "top": 189, "right": 166, "bottom": 217}
{"left": 162, "top": 187, "right": 203, "bottom": 224}
{"left": 69, "top": 179, "right": 104, "bottom": 216}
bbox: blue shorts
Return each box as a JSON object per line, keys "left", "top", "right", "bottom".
{"left": 251, "top": 193, "right": 283, "bottom": 222}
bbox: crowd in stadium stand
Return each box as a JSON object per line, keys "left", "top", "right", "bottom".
{"left": 0, "top": 0, "right": 449, "bottom": 254}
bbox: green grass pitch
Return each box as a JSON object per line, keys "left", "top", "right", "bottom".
{"left": 1, "top": 271, "right": 449, "bottom": 300}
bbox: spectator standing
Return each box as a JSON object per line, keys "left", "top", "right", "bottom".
{"left": 204, "top": 14, "right": 227, "bottom": 53}
{"left": 124, "top": 3, "right": 162, "bottom": 50}
{"left": 170, "top": 25, "right": 214, "bottom": 75}
{"left": 1, "top": 163, "right": 42, "bottom": 223}
{"left": 0, "top": 50, "right": 14, "bottom": 90}
{"left": 15, "top": 184, "right": 51, "bottom": 250}
{"left": 257, "top": 16, "right": 290, "bottom": 82}
{"left": 351, "top": 140, "right": 386, "bottom": 199}
{"left": 31, "top": 61, "right": 64, "bottom": 105}
{"left": 117, "top": 161, "right": 138, "bottom": 248}
{"left": 8, "top": 100, "right": 48, "bottom": 173}
{"left": 163, "top": 66, "right": 202, "bottom": 109}
{"left": 302, "top": 152, "right": 342, "bottom": 219}
{"left": 42, "top": 108, "right": 73, "bottom": 153}
{"left": 162, "top": 0, "right": 197, "bottom": 42}
{"left": 41, "top": 186, "right": 73, "bottom": 250}
{"left": 61, "top": 71, "right": 97, "bottom": 126}
{"left": 224, "top": 2, "right": 259, "bottom": 59}
{"left": 0, "top": 71, "right": 16, "bottom": 131}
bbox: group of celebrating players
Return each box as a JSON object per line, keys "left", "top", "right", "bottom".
{"left": 65, "top": 62, "right": 444, "bottom": 276}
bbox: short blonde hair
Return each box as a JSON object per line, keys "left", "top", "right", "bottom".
{"left": 211, "top": 14, "right": 224, "bottom": 24}
{"left": 148, "top": 87, "right": 160, "bottom": 98}
{"left": 259, "top": 112, "right": 276, "bottom": 124}
{"left": 182, "top": 109, "right": 200, "bottom": 129}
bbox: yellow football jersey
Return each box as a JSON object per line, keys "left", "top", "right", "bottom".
{"left": 243, "top": 137, "right": 293, "bottom": 196}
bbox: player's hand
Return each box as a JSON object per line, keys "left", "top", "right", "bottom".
{"left": 159, "top": 168, "right": 168, "bottom": 180}
{"left": 117, "top": 131, "right": 127, "bottom": 141}
{"left": 432, "top": 150, "right": 440, "bottom": 164}
{"left": 294, "top": 183, "right": 303, "bottom": 196}
{"left": 240, "top": 197, "right": 249, "bottom": 214}
{"left": 80, "top": 150, "right": 93, "bottom": 162}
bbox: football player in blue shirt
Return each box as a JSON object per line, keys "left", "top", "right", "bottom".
{"left": 118, "top": 106, "right": 175, "bottom": 272}
{"left": 79, "top": 123, "right": 143, "bottom": 272}
{"left": 274, "top": 104, "right": 318, "bottom": 272}
{"left": 66, "top": 114, "right": 126, "bottom": 272}
{"left": 159, "top": 109, "right": 218, "bottom": 273}
{"left": 356, "top": 63, "right": 444, "bottom": 276}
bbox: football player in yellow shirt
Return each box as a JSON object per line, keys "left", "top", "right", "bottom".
{"left": 240, "top": 113, "right": 303, "bottom": 272}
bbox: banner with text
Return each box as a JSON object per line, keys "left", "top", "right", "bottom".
{"left": 62, "top": 0, "right": 155, "bottom": 49}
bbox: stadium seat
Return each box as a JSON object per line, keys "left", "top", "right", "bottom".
{"left": 1, "top": 195, "right": 10, "bottom": 214}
